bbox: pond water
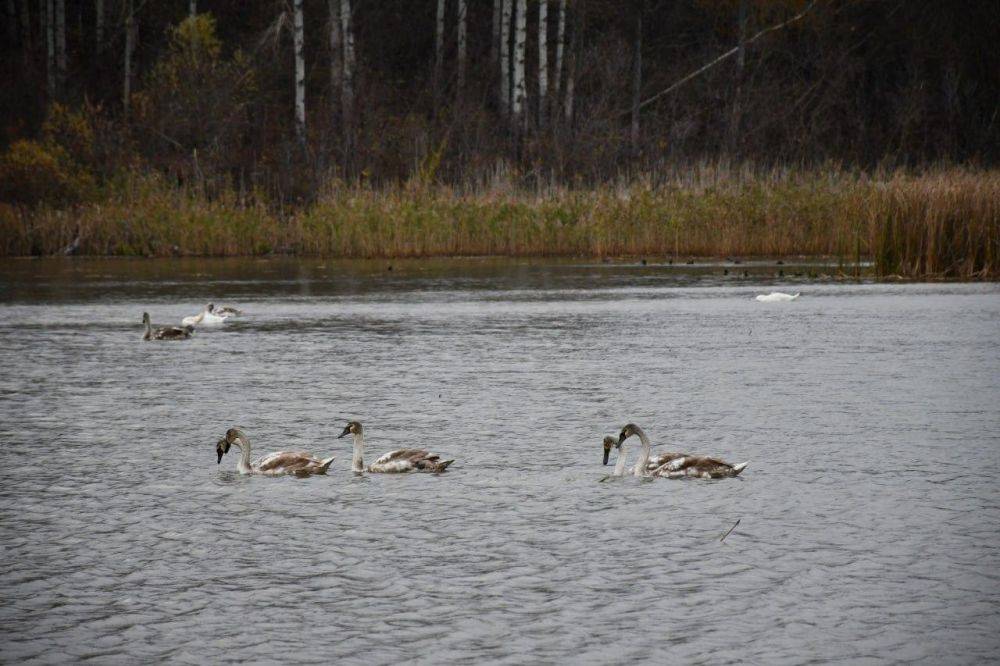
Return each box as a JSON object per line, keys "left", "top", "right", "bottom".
{"left": 1, "top": 258, "right": 998, "bottom": 664}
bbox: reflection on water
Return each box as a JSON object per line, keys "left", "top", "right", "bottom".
{"left": 1, "top": 259, "right": 998, "bottom": 663}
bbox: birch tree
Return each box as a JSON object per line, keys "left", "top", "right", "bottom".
{"left": 499, "top": 0, "right": 511, "bottom": 115}
{"left": 95, "top": 0, "right": 103, "bottom": 51}
{"left": 553, "top": 0, "right": 565, "bottom": 114}
{"left": 293, "top": 0, "right": 306, "bottom": 144}
{"left": 512, "top": 0, "right": 526, "bottom": 121}
{"left": 537, "top": 0, "right": 548, "bottom": 126}
{"left": 189, "top": 1, "right": 196, "bottom": 17}
{"left": 457, "top": 0, "right": 467, "bottom": 91}
{"left": 434, "top": 0, "right": 445, "bottom": 103}
{"left": 630, "top": 2, "right": 642, "bottom": 153}
{"left": 19, "top": 0, "right": 31, "bottom": 57}
{"left": 340, "top": 0, "right": 356, "bottom": 153}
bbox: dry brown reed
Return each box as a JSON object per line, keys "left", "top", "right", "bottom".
{"left": 1, "top": 166, "right": 996, "bottom": 279}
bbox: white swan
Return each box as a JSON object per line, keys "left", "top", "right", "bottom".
{"left": 142, "top": 312, "right": 193, "bottom": 340}
{"left": 755, "top": 291, "right": 800, "bottom": 302}
{"left": 217, "top": 428, "right": 335, "bottom": 476}
{"left": 338, "top": 421, "right": 453, "bottom": 473}
{"left": 181, "top": 303, "right": 228, "bottom": 327}
{"left": 615, "top": 424, "right": 748, "bottom": 479}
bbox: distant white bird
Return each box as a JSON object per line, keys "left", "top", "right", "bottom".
{"left": 181, "top": 303, "right": 227, "bottom": 327}
{"left": 755, "top": 292, "right": 800, "bottom": 302}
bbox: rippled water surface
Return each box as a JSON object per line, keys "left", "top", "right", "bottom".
{"left": 1, "top": 258, "right": 999, "bottom": 664}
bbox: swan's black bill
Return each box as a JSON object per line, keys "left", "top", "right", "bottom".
{"left": 337, "top": 425, "right": 351, "bottom": 439}
{"left": 216, "top": 438, "right": 230, "bottom": 464}
{"left": 603, "top": 448, "right": 610, "bottom": 465}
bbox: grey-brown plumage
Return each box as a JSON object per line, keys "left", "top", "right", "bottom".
{"left": 616, "top": 423, "right": 748, "bottom": 479}
{"left": 338, "top": 420, "right": 454, "bottom": 473}
{"left": 142, "top": 312, "right": 193, "bottom": 341}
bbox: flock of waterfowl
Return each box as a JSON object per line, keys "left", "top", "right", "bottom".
{"left": 143, "top": 293, "right": 792, "bottom": 479}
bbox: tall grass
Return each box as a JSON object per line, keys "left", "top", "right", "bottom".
{"left": 1, "top": 166, "right": 997, "bottom": 278}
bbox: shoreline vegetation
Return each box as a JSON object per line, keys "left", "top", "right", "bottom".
{"left": 2, "top": 166, "right": 997, "bottom": 280}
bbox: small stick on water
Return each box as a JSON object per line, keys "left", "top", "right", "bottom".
{"left": 720, "top": 518, "right": 741, "bottom": 542}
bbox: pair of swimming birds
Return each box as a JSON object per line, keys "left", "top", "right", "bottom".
{"left": 215, "top": 421, "right": 454, "bottom": 475}
{"left": 215, "top": 421, "right": 747, "bottom": 479}
{"left": 141, "top": 303, "right": 243, "bottom": 340}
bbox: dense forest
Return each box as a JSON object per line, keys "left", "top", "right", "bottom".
{"left": 3, "top": 0, "right": 998, "bottom": 198}
{"left": 0, "top": 1, "right": 997, "bottom": 274}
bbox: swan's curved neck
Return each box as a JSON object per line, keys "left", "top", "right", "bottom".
{"left": 351, "top": 432, "right": 365, "bottom": 473}
{"left": 633, "top": 426, "right": 651, "bottom": 477}
{"left": 144, "top": 318, "right": 152, "bottom": 337}
{"left": 232, "top": 435, "right": 253, "bottom": 474}
{"left": 613, "top": 441, "right": 629, "bottom": 477}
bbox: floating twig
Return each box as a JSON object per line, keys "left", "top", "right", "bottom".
{"left": 720, "top": 518, "right": 741, "bottom": 542}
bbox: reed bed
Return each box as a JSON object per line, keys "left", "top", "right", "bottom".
{"left": 1, "top": 167, "right": 997, "bottom": 279}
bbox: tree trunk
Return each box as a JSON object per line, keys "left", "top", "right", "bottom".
{"left": 630, "top": 2, "right": 642, "bottom": 153}
{"left": 512, "top": 0, "right": 526, "bottom": 122}
{"left": 499, "top": 0, "right": 511, "bottom": 115}
{"left": 189, "top": 1, "right": 196, "bottom": 16}
{"left": 341, "top": 0, "right": 356, "bottom": 161}
{"left": 293, "top": 0, "right": 306, "bottom": 144}
{"left": 537, "top": 0, "right": 548, "bottom": 127}
{"left": 730, "top": 0, "right": 747, "bottom": 155}
{"left": 45, "top": 0, "right": 54, "bottom": 100}
{"left": 55, "top": 0, "right": 65, "bottom": 94}
{"left": 490, "top": 0, "right": 501, "bottom": 69}
{"left": 6, "top": 0, "right": 16, "bottom": 47}
{"left": 123, "top": 0, "right": 134, "bottom": 120}
{"left": 328, "top": 0, "right": 342, "bottom": 129}
{"left": 457, "top": 0, "right": 467, "bottom": 91}
{"left": 564, "top": 0, "right": 578, "bottom": 125}
{"left": 433, "top": 0, "right": 445, "bottom": 105}
{"left": 94, "top": 0, "right": 103, "bottom": 51}
{"left": 553, "top": 0, "right": 565, "bottom": 112}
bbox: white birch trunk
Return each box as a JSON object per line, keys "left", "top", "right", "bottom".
{"left": 328, "top": 0, "right": 342, "bottom": 126}
{"left": 189, "top": 1, "right": 196, "bottom": 16}
{"left": 341, "top": 0, "right": 355, "bottom": 139}
{"left": 95, "top": 0, "right": 103, "bottom": 51}
{"left": 553, "top": 0, "right": 564, "bottom": 105}
{"left": 123, "top": 0, "right": 134, "bottom": 119}
{"left": 434, "top": 0, "right": 445, "bottom": 101}
{"left": 537, "top": 0, "right": 548, "bottom": 126}
{"left": 457, "top": 0, "right": 467, "bottom": 90}
{"left": 490, "top": 0, "right": 501, "bottom": 68}
{"left": 55, "top": 0, "right": 64, "bottom": 93}
{"left": 293, "top": 0, "right": 306, "bottom": 143}
{"left": 512, "top": 0, "right": 526, "bottom": 121}
{"left": 45, "top": 0, "right": 54, "bottom": 99}
{"left": 499, "top": 0, "right": 511, "bottom": 115}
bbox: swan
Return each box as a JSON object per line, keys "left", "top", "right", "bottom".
{"left": 602, "top": 435, "right": 688, "bottom": 472}
{"left": 616, "top": 423, "right": 748, "bottom": 479}
{"left": 142, "top": 312, "right": 193, "bottom": 340}
{"left": 214, "top": 306, "right": 243, "bottom": 317}
{"left": 181, "top": 303, "right": 227, "bottom": 327}
{"left": 338, "top": 421, "right": 453, "bottom": 473}
{"left": 755, "top": 291, "right": 800, "bottom": 302}
{"left": 217, "top": 428, "right": 335, "bottom": 476}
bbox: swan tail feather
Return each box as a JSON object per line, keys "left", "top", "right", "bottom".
{"left": 319, "top": 456, "right": 336, "bottom": 472}
{"left": 731, "top": 462, "right": 749, "bottom": 476}
{"left": 436, "top": 460, "right": 454, "bottom": 472}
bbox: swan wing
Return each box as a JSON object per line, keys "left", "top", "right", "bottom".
{"left": 369, "top": 449, "right": 452, "bottom": 473}
{"left": 257, "top": 451, "right": 323, "bottom": 474}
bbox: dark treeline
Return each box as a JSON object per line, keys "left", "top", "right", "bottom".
{"left": 1, "top": 0, "right": 998, "bottom": 203}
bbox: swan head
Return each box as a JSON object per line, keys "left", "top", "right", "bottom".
{"left": 338, "top": 420, "right": 363, "bottom": 439}
{"left": 142, "top": 312, "right": 150, "bottom": 324}
{"left": 602, "top": 436, "right": 619, "bottom": 465}
{"left": 207, "top": 303, "right": 215, "bottom": 313}
{"left": 618, "top": 423, "right": 640, "bottom": 445}
{"left": 215, "top": 436, "right": 231, "bottom": 464}
{"left": 184, "top": 325, "right": 195, "bottom": 334}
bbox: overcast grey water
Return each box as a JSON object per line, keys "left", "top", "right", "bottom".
{"left": 1, "top": 258, "right": 998, "bottom": 664}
